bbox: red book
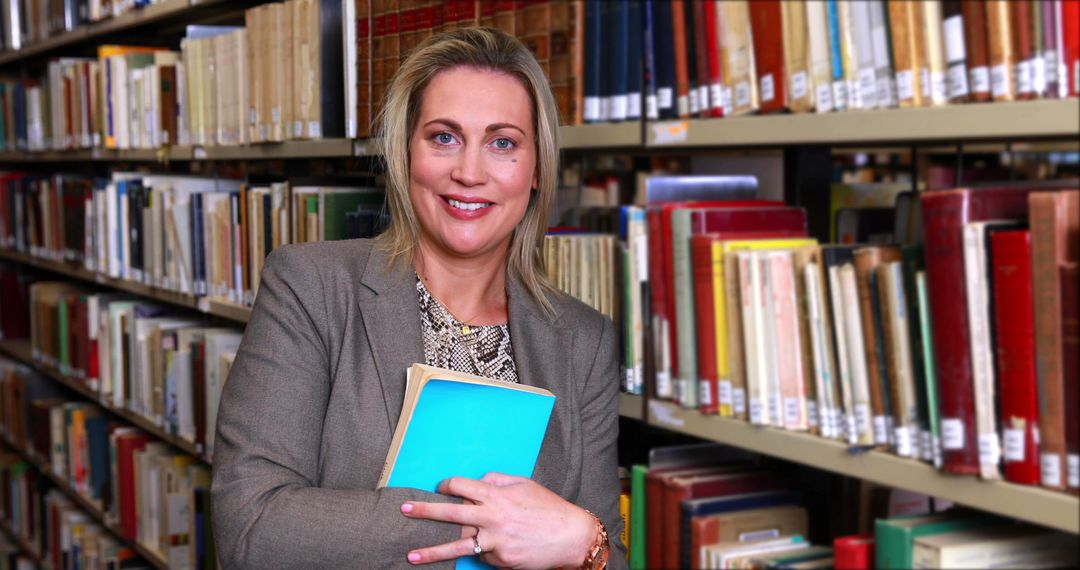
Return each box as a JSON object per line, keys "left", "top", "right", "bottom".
{"left": 920, "top": 187, "right": 1037, "bottom": 474}
{"left": 193, "top": 336, "right": 207, "bottom": 451}
{"left": 991, "top": 230, "right": 1041, "bottom": 485}
{"left": 703, "top": 0, "right": 723, "bottom": 117}
{"left": 654, "top": 200, "right": 784, "bottom": 401}
{"left": 1061, "top": 262, "right": 1079, "bottom": 494}
{"left": 647, "top": 208, "right": 671, "bottom": 399}
{"left": 1011, "top": 0, "right": 1035, "bottom": 99}
{"left": 664, "top": 471, "right": 787, "bottom": 569}
{"left": 671, "top": 0, "right": 691, "bottom": 118}
{"left": 749, "top": 0, "right": 787, "bottom": 113}
{"left": 1064, "top": 0, "right": 1080, "bottom": 97}
{"left": 115, "top": 431, "right": 152, "bottom": 539}
{"left": 834, "top": 533, "right": 875, "bottom": 569}
{"left": 646, "top": 465, "right": 741, "bottom": 570}
{"left": 692, "top": 235, "right": 720, "bottom": 414}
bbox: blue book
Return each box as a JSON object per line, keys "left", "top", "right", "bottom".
{"left": 643, "top": 0, "right": 658, "bottom": 120}
{"left": 583, "top": 0, "right": 603, "bottom": 123}
{"left": 651, "top": 0, "right": 677, "bottom": 119}
{"left": 826, "top": 0, "right": 848, "bottom": 111}
{"left": 626, "top": 1, "right": 643, "bottom": 120}
{"left": 380, "top": 364, "right": 556, "bottom": 570}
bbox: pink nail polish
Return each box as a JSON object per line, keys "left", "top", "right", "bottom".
{"left": 408, "top": 552, "right": 421, "bottom": 563}
{"left": 401, "top": 502, "right": 414, "bottom": 513}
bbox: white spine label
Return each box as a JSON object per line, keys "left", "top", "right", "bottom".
{"left": 784, "top": 397, "right": 801, "bottom": 427}
{"left": 657, "top": 87, "right": 674, "bottom": 110}
{"left": 855, "top": 404, "right": 871, "bottom": 438}
{"left": 768, "top": 394, "right": 782, "bottom": 426}
{"left": 699, "top": 380, "right": 712, "bottom": 408}
{"left": 815, "top": 84, "right": 834, "bottom": 113}
{"left": 709, "top": 84, "right": 724, "bottom": 111}
{"left": 942, "top": 418, "right": 965, "bottom": 450}
{"left": 1041, "top": 453, "right": 1062, "bottom": 487}
{"left": 1017, "top": 60, "right": 1034, "bottom": 94}
{"left": 750, "top": 399, "right": 765, "bottom": 425}
{"left": 761, "top": 74, "right": 775, "bottom": 103}
{"left": 733, "top": 388, "right": 746, "bottom": 414}
{"left": 806, "top": 401, "right": 819, "bottom": 428}
{"left": 991, "top": 64, "right": 1010, "bottom": 97}
{"left": 948, "top": 63, "right": 970, "bottom": 98}
{"left": 896, "top": 70, "right": 915, "bottom": 101}
{"left": 1003, "top": 428, "right": 1025, "bottom": 462}
{"left": 873, "top": 416, "right": 889, "bottom": 445}
{"left": 1069, "top": 454, "right": 1079, "bottom": 488}
{"left": 718, "top": 380, "right": 734, "bottom": 407}
{"left": 978, "top": 433, "right": 1001, "bottom": 468}
{"left": 791, "top": 71, "right": 809, "bottom": 100}
{"left": 833, "top": 80, "right": 848, "bottom": 109}
{"left": 895, "top": 426, "right": 914, "bottom": 457}
{"left": 970, "top": 66, "right": 990, "bottom": 94}
{"left": 735, "top": 81, "right": 751, "bottom": 108}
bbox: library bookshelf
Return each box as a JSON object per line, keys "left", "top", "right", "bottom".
{"left": 618, "top": 394, "right": 1079, "bottom": 535}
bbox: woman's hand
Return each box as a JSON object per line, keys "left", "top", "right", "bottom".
{"left": 400, "top": 472, "right": 595, "bottom": 569}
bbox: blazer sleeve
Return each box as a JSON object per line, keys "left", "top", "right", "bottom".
{"left": 211, "top": 246, "right": 461, "bottom": 569}
{"left": 575, "top": 316, "right": 629, "bottom": 569}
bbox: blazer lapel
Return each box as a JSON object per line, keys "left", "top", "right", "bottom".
{"left": 357, "top": 247, "right": 425, "bottom": 433}
{"left": 507, "top": 278, "right": 574, "bottom": 495}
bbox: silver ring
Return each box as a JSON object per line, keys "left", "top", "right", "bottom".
{"left": 472, "top": 535, "right": 483, "bottom": 555}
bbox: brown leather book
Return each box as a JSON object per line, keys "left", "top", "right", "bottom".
{"left": 357, "top": 0, "right": 373, "bottom": 137}
{"left": 961, "top": 0, "right": 992, "bottom": 101}
{"left": 1030, "top": 190, "right": 1080, "bottom": 490}
{"left": 1062, "top": 262, "right": 1080, "bottom": 495}
{"left": 572, "top": 0, "right": 585, "bottom": 125}
{"left": 888, "top": 0, "right": 924, "bottom": 107}
{"left": 750, "top": 0, "right": 788, "bottom": 114}
{"left": 159, "top": 65, "right": 178, "bottom": 147}
{"left": 692, "top": 0, "right": 711, "bottom": 117}
{"left": 548, "top": 0, "right": 576, "bottom": 125}
{"left": 853, "top": 246, "right": 903, "bottom": 448}
{"left": 671, "top": 0, "right": 691, "bottom": 118}
{"left": 1012, "top": 0, "right": 1035, "bottom": 99}
{"left": 986, "top": 0, "right": 1016, "bottom": 101}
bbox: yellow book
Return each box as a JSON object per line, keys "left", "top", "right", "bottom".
{"left": 716, "top": 239, "right": 818, "bottom": 418}
{"left": 619, "top": 492, "right": 631, "bottom": 557}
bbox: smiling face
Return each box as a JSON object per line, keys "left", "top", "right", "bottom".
{"left": 408, "top": 65, "right": 538, "bottom": 263}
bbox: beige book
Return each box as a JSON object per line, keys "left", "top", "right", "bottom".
{"left": 293, "top": 0, "right": 319, "bottom": 139}
{"left": 888, "top": 1, "right": 921, "bottom": 107}
{"left": 985, "top": 0, "right": 1016, "bottom": 101}
{"left": 921, "top": 0, "right": 948, "bottom": 106}
{"left": 256, "top": 4, "right": 273, "bottom": 143}
{"left": 878, "top": 262, "right": 919, "bottom": 458}
{"left": 912, "top": 527, "right": 1078, "bottom": 569}
{"left": 270, "top": 2, "right": 293, "bottom": 141}
{"left": 722, "top": 0, "right": 758, "bottom": 116}
{"left": 836, "top": 0, "right": 860, "bottom": 109}
{"left": 235, "top": 29, "right": 250, "bottom": 145}
{"left": 805, "top": 1, "right": 833, "bottom": 113}
{"left": 791, "top": 247, "right": 820, "bottom": 433}
{"left": 804, "top": 255, "right": 844, "bottom": 441}
{"left": 245, "top": 7, "right": 260, "bottom": 143}
{"left": 781, "top": 0, "right": 812, "bottom": 113}
{"left": 838, "top": 263, "right": 874, "bottom": 445}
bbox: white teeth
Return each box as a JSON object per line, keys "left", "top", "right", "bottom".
{"left": 447, "top": 198, "right": 491, "bottom": 211}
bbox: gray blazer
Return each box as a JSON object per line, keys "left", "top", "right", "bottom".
{"left": 211, "top": 239, "right": 627, "bottom": 569}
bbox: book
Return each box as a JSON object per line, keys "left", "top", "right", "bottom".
{"left": 379, "top": 363, "right": 556, "bottom": 490}
{"left": 1062, "top": 262, "right": 1080, "bottom": 494}
{"left": 875, "top": 511, "right": 998, "bottom": 569}
{"left": 986, "top": 0, "right": 1016, "bottom": 101}
{"left": 690, "top": 505, "right": 808, "bottom": 570}
{"left": 912, "top": 526, "right": 1079, "bottom": 568}
{"left": 1030, "top": 190, "right": 1080, "bottom": 490}
{"left": 833, "top": 533, "right": 874, "bottom": 570}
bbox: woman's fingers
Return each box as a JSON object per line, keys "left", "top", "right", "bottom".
{"left": 406, "top": 536, "right": 485, "bottom": 565}
{"left": 480, "top": 472, "right": 527, "bottom": 487}
{"left": 437, "top": 476, "right": 493, "bottom": 501}
{"left": 401, "top": 501, "right": 487, "bottom": 526}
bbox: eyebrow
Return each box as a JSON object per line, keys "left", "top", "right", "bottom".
{"left": 423, "top": 118, "right": 527, "bottom": 137}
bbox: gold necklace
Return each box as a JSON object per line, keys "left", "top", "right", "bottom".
{"left": 418, "top": 272, "right": 483, "bottom": 335}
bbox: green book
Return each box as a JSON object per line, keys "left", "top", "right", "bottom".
{"left": 875, "top": 512, "right": 998, "bottom": 569}
{"left": 901, "top": 245, "right": 929, "bottom": 461}
{"left": 669, "top": 209, "right": 697, "bottom": 409}
{"left": 916, "top": 271, "right": 942, "bottom": 468}
{"left": 58, "top": 296, "right": 71, "bottom": 372}
{"left": 629, "top": 464, "right": 647, "bottom": 569}
{"left": 320, "top": 189, "right": 382, "bottom": 241}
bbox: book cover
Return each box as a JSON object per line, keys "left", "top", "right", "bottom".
{"left": 875, "top": 512, "right": 998, "bottom": 570}
{"left": 833, "top": 533, "right": 874, "bottom": 570}
{"left": 379, "top": 363, "right": 555, "bottom": 490}
{"left": 750, "top": 0, "right": 787, "bottom": 114}
{"left": 690, "top": 505, "right": 808, "bottom": 570}
{"left": 921, "top": 187, "right": 1040, "bottom": 475}
{"left": 986, "top": 0, "right": 1017, "bottom": 101}
{"left": 1062, "top": 262, "right": 1079, "bottom": 494}
{"left": 961, "top": 0, "right": 992, "bottom": 101}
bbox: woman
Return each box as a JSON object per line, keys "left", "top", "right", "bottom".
{"left": 211, "top": 28, "right": 624, "bottom": 569}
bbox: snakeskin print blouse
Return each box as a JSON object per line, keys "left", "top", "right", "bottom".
{"left": 417, "top": 276, "right": 519, "bottom": 383}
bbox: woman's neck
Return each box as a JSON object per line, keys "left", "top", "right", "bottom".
{"left": 413, "top": 240, "right": 509, "bottom": 326}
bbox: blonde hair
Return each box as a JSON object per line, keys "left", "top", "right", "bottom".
{"left": 375, "top": 27, "right": 559, "bottom": 316}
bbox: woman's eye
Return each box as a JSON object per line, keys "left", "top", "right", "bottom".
{"left": 434, "top": 132, "right": 455, "bottom": 145}
{"left": 492, "top": 137, "right": 515, "bottom": 150}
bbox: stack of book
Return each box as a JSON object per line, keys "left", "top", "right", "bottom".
{"left": 21, "top": 281, "right": 245, "bottom": 459}
{"left": 1, "top": 356, "right": 200, "bottom": 569}
{"left": 0, "top": 172, "right": 385, "bottom": 307}
{"left": 553, "top": 176, "right": 1079, "bottom": 494}
{"left": 0, "top": 0, "right": 162, "bottom": 52}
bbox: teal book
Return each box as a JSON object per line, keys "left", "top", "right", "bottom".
{"left": 379, "top": 364, "right": 556, "bottom": 570}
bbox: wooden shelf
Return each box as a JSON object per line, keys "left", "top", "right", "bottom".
{"left": 559, "top": 122, "right": 642, "bottom": 149}
{"left": 0, "top": 248, "right": 250, "bottom": 324}
{"left": 629, "top": 398, "right": 1079, "bottom": 534}
{"left": 0, "top": 0, "right": 210, "bottom": 66}
{"left": 646, "top": 99, "right": 1080, "bottom": 148}
{"left": 0, "top": 434, "right": 167, "bottom": 570}
{"left": 0, "top": 339, "right": 207, "bottom": 463}
{"left": 618, "top": 394, "right": 644, "bottom": 421}
{"left": 190, "top": 138, "right": 356, "bottom": 160}
{"left": 0, "top": 518, "right": 47, "bottom": 569}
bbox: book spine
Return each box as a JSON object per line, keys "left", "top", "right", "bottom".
{"left": 692, "top": 237, "right": 719, "bottom": 415}
{"left": 961, "top": 0, "right": 992, "bottom": 101}
{"left": 1062, "top": 262, "right": 1080, "bottom": 494}
{"left": 750, "top": 0, "right": 787, "bottom": 114}
{"left": 962, "top": 223, "right": 1002, "bottom": 480}
{"left": 986, "top": 0, "right": 1016, "bottom": 101}
{"left": 1064, "top": 0, "right": 1080, "bottom": 97}
{"left": 671, "top": 0, "right": 690, "bottom": 118}
{"left": 991, "top": 230, "right": 1041, "bottom": 485}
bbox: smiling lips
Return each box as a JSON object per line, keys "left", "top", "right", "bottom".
{"left": 441, "top": 195, "right": 495, "bottom": 220}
